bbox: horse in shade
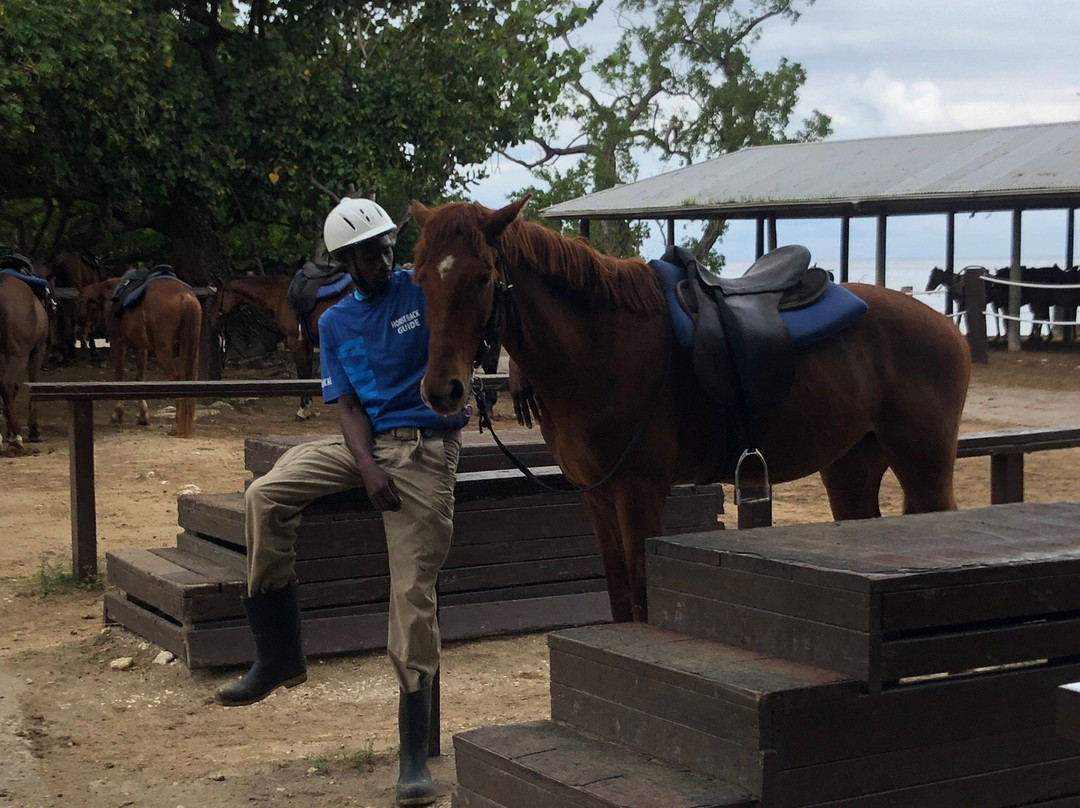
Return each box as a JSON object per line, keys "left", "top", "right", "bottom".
{"left": 412, "top": 198, "right": 970, "bottom": 623}
{"left": 80, "top": 272, "right": 202, "bottom": 437}
{"left": 0, "top": 272, "right": 49, "bottom": 446}
{"left": 218, "top": 273, "right": 353, "bottom": 420}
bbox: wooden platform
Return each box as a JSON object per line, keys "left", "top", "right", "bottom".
{"left": 456, "top": 501, "right": 1080, "bottom": 808}
{"left": 105, "top": 436, "right": 725, "bottom": 668}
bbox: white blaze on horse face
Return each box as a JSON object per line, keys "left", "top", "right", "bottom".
{"left": 436, "top": 255, "right": 455, "bottom": 281}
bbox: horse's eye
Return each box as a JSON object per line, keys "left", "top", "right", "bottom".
{"left": 476, "top": 273, "right": 491, "bottom": 288}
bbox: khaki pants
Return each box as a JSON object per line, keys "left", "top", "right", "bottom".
{"left": 244, "top": 431, "right": 461, "bottom": 692}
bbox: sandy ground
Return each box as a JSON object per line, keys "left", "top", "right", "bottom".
{"left": 0, "top": 343, "right": 1077, "bottom": 808}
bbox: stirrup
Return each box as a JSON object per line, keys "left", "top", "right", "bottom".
{"left": 734, "top": 448, "right": 771, "bottom": 506}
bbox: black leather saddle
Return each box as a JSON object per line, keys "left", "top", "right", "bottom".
{"left": 110, "top": 264, "right": 179, "bottom": 318}
{"left": 286, "top": 261, "right": 352, "bottom": 343}
{"left": 668, "top": 244, "right": 829, "bottom": 459}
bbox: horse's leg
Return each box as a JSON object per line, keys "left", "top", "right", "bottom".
{"left": 288, "top": 333, "right": 315, "bottom": 421}
{"left": 613, "top": 479, "right": 668, "bottom": 623}
{"left": 26, "top": 340, "right": 44, "bottom": 443}
{"left": 110, "top": 333, "right": 126, "bottom": 426}
{"left": 819, "top": 434, "right": 889, "bottom": 520}
{"left": 135, "top": 347, "right": 149, "bottom": 426}
{"left": 0, "top": 362, "right": 22, "bottom": 445}
{"left": 580, "top": 488, "right": 635, "bottom": 623}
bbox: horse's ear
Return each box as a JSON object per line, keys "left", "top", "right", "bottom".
{"left": 411, "top": 200, "right": 432, "bottom": 228}
{"left": 482, "top": 196, "right": 530, "bottom": 240}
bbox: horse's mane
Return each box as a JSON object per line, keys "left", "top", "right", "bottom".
{"left": 417, "top": 203, "right": 665, "bottom": 314}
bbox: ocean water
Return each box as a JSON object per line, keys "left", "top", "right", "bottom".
{"left": 727, "top": 256, "right": 1069, "bottom": 337}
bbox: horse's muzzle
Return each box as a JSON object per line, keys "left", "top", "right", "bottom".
{"left": 420, "top": 376, "right": 468, "bottom": 416}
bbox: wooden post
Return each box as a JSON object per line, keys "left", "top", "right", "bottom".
{"left": 755, "top": 218, "right": 765, "bottom": 259}
{"left": 990, "top": 453, "right": 1024, "bottom": 504}
{"left": 69, "top": 399, "right": 97, "bottom": 582}
{"left": 580, "top": 219, "right": 591, "bottom": 241}
{"left": 964, "top": 267, "right": 989, "bottom": 365}
{"left": 1008, "top": 209, "right": 1022, "bottom": 352}
{"left": 840, "top": 216, "right": 851, "bottom": 283}
{"left": 875, "top": 214, "right": 887, "bottom": 287}
{"left": 1066, "top": 208, "right": 1076, "bottom": 342}
{"left": 767, "top": 218, "right": 778, "bottom": 252}
{"left": 666, "top": 219, "right": 676, "bottom": 248}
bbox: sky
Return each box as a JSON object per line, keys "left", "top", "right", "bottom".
{"left": 466, "top": 0, "right": 1080, "bottom": 264}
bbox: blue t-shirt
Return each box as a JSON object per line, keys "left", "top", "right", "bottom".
{"left": 318, "top": 269, "right": 469, "bottom": 434}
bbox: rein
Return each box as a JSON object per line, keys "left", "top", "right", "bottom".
{"left": 470, "top": 236, "right": 672, "bottom": 495}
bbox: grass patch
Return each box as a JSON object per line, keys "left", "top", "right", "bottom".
{"left": 33, "top": 554, "right": 104, "bottom": 595}
{"left": 305, "top": 743, "right": 377, "bottom": 776}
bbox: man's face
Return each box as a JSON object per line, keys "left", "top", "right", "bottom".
{"left": 339, "top": 234, "right": 394, "bottom": 296}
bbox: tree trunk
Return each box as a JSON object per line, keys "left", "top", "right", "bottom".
{"left": 153, "top": 193, "right": 230, "bottom": 285}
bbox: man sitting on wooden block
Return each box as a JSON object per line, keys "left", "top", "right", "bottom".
{"left": 214, "top": 197, "right": 469, "bottom": 807}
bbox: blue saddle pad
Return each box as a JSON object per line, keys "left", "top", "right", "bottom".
{"left": 314, "top": 273, "right": 352, "bottom": 301}
{"left": 649, "top": 258, "right": 868, "bottom": 350}
{"left": 1, "top": 267, "right": 50, "bottom": 295}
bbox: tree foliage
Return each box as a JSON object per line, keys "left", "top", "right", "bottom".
{"left": 0, "top": 0, "right": 594, "bottom": 279}
{"left": 507, "top": 0, "right": 831, "bottom": 259}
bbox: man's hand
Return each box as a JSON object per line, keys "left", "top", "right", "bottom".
{"left": 509, "top": 358, "right": 541, "bottom": 429}
{"left": 359, "top": 461, "right": 402, "bottom": 512}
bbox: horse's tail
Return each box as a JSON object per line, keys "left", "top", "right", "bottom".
{"left": 175, "top": 294, "right": 202, "bottom": 438}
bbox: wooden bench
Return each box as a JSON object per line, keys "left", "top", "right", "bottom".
{"left": 104, "top": 436, "right": 726, "bottom": 669}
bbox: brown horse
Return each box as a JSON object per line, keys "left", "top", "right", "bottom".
{"left": 80, "top": 276, "right": 202, "bottom": 437}
{"left": 219, "top": 275, "right": 352, "bottom": 419}
{"left": 411, "top": 198, "right": 971, "bottom": 623}
{"left": 0, "top": 274, "right": 49, "bottom": 446}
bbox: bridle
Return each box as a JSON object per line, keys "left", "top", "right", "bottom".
{"left": 469, "top": 234, "right": 671, "bottom": 495}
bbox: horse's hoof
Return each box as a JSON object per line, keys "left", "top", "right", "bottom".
{"left": 28, "top": 431, "right": 41, "bottom": 443}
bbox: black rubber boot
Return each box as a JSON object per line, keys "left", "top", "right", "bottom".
{"left": 396, "top": 686, "right": 437, "bottom": 806}
{"left": 214, "top": 581, "right": 307, "bottom": 706}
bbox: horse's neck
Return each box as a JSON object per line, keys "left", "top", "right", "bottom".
{"left": 232, "top": 280, "right": 285, "bottom": 314}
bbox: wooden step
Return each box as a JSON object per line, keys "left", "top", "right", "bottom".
{"left": 105, "top": 584, "right": 610, "bottom": 669}
{"left": 647, "top": 502, "right": 1080, "bottom": 691}
{"left": 549, "top": 623, "right": 853, "bottom": 796}
{"left": 546, "top": 623, "right": 1080, "bottom": 807}
{"left": 453, "top": 720, "right": 755, "bottom": 808}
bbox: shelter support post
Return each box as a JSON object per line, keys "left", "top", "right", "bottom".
{"left": 875, "top": 214, "right": 887, "bottom": 286}
{"left": 580, "top": 219, "right": 591, "bottom": 241}
{"left": 964, "top": 267, "right": 989, "bottom": 364}
{"left": 839, "top": 216, "right": 850, "bottom": 283}
{"left": 69, "top": 400, "right": 97, "bottom": 583}
{"left": 1066, "top": 209, "right": 1076, "bottom": 342}
{"left": 767, "top": 218, "right": 777, "bottom": 252}
{"left": 945, "top": 213, "right": 956, "bottom": 316}
{"left": 666, "top": 219, "right": 675, "bottom": 248}
{"left": 1008, "top": 210, "right": 1022, "bottom": 352}
{"left": 755, "top": 219, "right": 765, "bottom": 259}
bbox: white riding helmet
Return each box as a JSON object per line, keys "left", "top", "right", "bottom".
{"left": 323, "top": 198, "right": 396, "bottom": 255}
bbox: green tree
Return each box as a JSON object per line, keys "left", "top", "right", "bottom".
{"left": 0, "top": 0, "right": 594, "bottom": 279}
{"left": 506, "top": 0, "right": 831, "bottom": 260}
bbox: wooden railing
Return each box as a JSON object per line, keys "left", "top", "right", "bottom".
{"left": 27, "top": 379, "right": 1080, "bottom": 582}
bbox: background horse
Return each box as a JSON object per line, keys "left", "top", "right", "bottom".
{"left": 0, "top": 274, "right": 49, "bottom": 446}
{"left": 80, "top": 276, "right": 202, "bottom": 437}
{"left": 412, "top": 199, "right": 971, "bottom": 623}
{"left": 219, "top": 275, "right": 351, "bottom": 419}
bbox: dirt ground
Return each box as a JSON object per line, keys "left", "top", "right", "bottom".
{"left": 1, "top": 342, "right": 1078, "bottom": 808}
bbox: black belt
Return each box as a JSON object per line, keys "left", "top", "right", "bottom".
{"left": 384, "top": 426, "right": 460, "bottom": 441}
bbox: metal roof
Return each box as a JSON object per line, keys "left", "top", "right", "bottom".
{"left": 540, "top": 120, "right": 1080, "bottom": 221}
